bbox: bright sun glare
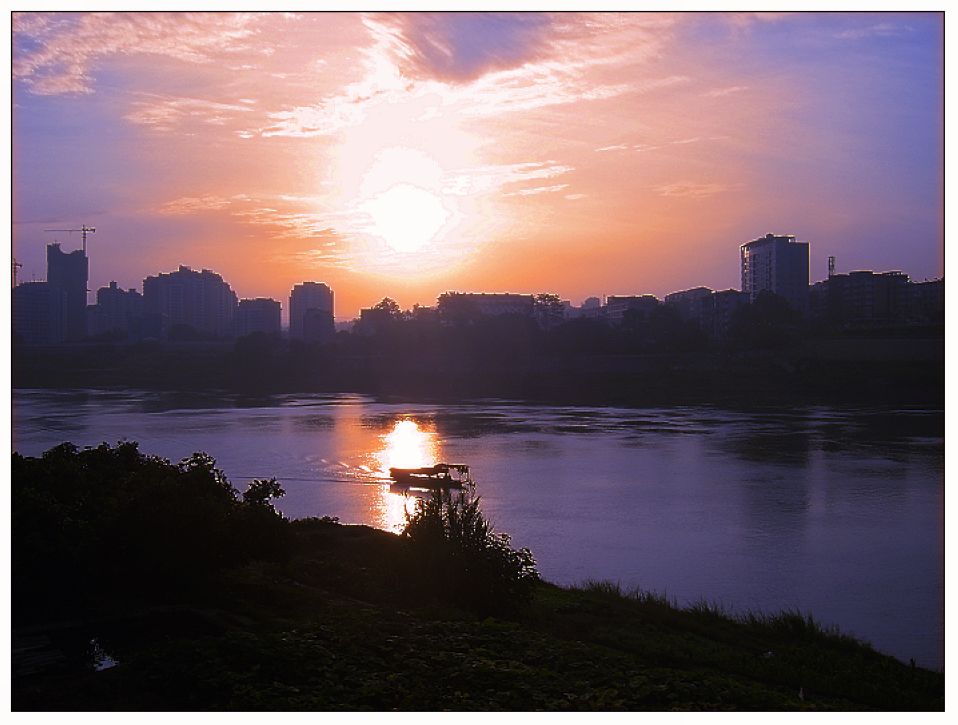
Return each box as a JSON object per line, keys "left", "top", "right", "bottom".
{"left": 362, "top": 183, "right": 450, "bottom": 253}
{"left": 378, "top": 418, "right": 439, "bottom": 471}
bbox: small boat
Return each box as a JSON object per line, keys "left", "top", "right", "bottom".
{"left": 389, "top": 463, "right": 472, "bottom": 489}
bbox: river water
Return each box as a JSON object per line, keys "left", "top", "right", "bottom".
{"left": 11, "top": 388, "right": 944, "bottom": 670}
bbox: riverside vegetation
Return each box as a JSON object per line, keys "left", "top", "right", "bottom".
{"left": 12, "top": 443, "right": 944, "bottom": 711}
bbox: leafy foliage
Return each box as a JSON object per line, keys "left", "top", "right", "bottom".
{"left": 402, "top": 488, "right": 539, "bottom": 616}
{"left": 12, "top": 442, "right": 291, "bottom": 617}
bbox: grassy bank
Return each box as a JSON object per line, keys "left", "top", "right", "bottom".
{"left": 12, "top": 444, "right": 943, "bottom": 711}
{"left": 13, "top": 521, "right": 944, "bottom": 711}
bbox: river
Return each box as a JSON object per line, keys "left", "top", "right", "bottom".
{"left": 11, "top": 388, "right": 944, "bottom": 670}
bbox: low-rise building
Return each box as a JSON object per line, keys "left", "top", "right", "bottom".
{"left": 437, "top": 292, "right": 535, "bottom": 323}
{"left": 604, "top": 295, "right": 659, "bottom": 325}
{"left": 235, "top": 298, "right": 282, "bottom": 337}
{"left": 87, "top": 281, "right": 143, "bottom": 339}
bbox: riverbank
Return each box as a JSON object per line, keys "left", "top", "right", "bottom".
{"left": 12, "top": 337, "right": 944, "bottom": 407}
{"left": 13, "top": 517, "right": 943, "bottom": 711}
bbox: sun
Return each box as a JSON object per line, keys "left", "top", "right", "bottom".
{"left": 362, "top": 182, "right": 450, "bottom": 254}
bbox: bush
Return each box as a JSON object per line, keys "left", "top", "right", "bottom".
{"left": 402, "top": 488, "right": 539, "bottom": 616}
{"left": 12, "top": 442, "right": 292, "bottom": 616}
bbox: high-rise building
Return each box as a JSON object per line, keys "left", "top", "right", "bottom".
{"left": 47, "top": 243, "right": 88, "bottom": 340}
{"left": 235, "top": 298, "right": 282, "bottom": 337}
{"left": 740, "top": 233, "right": 810, "bottom": 313}
{"left": 289, "top": 282, "right": 334, "bottom": 342}
{"left": 142, "top": 265, "right": 237, "bottom": 339}
{"left": 12, "top": 282, "right": 67, "bottom": 344}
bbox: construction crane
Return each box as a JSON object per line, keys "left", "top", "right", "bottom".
{"left": 44, "top": 224, "right": 96, "bottom": 254}
{"left": 12, "top": 258, "right": 22, "bottom": 288}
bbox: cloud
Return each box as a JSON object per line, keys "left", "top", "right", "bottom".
{"left": 654, "top": 181, "right": 728, "bottom": 199}
{"left": 835, "top": 23, "right": 915, "bottom": 40}
{"left": 13, "top": 11, "right": 268, "bottom": 95}
{"left": 704, "top": 85, "right": 748, "bottom": 98}
{"left": 724, "top": 12, "right": 793, "bottom": 30}
{"left": 156, "top": 195, "right": 236, "bottom": 215}
{"left": 442, "top": 161, "right": 574, "bottom": 196}
{"left": 504, "top": 183, "right": 569, "bottom": 197}
{"left": 261, "top": 100, "right": 367, "bottom": 139}
{"left": 596, "top": 144, "right": 629, "bottom": 152}
{"left": 370, "top": 12, "right": 555, "bottom": 84}
{"left": 259, "top": 14, "right": 683, "bottom": 140}
{"left": 125, "top": 94, "right": 255, "bottom": 131}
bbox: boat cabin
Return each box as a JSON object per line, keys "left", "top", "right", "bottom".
{"left": 389, "top": 463, "right": 471, "bottom": 488}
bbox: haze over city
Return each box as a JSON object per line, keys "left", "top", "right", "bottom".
{"left": 11, "top": 11, "right": 943, "bottom": 320}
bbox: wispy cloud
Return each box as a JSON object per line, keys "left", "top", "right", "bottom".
{"left": 372, "top": 12, "right": 555, "bottom": 84}
{"left": 13, "top": 12, "right": 269, "bottom": 95}
{"left": 835, "top": 23, "right": 915, "bottom": 40}
{"left": 704, "top": 85, "right": 748, "bottom": 98}
{"left": 654, "top": 181, "right": 728, "bottom": 199}
{"left": 258, "top": 14, "right": 684, "bottom": 140}
{"left": 724, "top": 12, "right": 793, "bottom": 30}
{"left": 595, "top": 144, "right": 629, "bottom": 152}
{"left": 156, "top": 195, "right": 237, "bottom": 215}
{"left": 125, "top": 94, "right": 255, "bottom": 131}
{"left": 504, "top": 183, "right": 569, "bottom": 197}
{"left": 442, "top": 161, "right": 574, "bottom": 196}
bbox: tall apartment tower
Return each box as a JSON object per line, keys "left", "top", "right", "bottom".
{"left": 289, "top": 282, "right": 335, "bottom": 342}
{"left": 740, "top": 233, "right": 809, "bottom": 314}
{"left": 47, "top": 242, "right": 88, "bottom": 340}
{"left": 142, "top": 266, "right": 238, "bottom": 339}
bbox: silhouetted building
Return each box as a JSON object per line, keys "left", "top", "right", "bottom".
{"left": 604, "top": 295, "right": 659, "bottom": 325}
{"left": 440, "top": 292, "right": 535, "bottom": 317}
{"left": 87, "top": 281, "right": 143, "bottom": 339}
{"left": 809, "top": 270, "right": 908, "bottom": 328}
{"left": 437, "top": 292, "right": 536, "bottom": 325}
{"left": 712, "top": 289, "right": 746, "bottom": 338}
{"left": 572, "top": 296, "right": 604, "bottom": 321}
{"left": 741, "top": 233, "right": 809, "bottom": 314}
{"left": 289, "top": 282, "right": 334, "bottom": 342}
{"left": 665, "top": 287, "right": 713, "bottom": 328}
{"left": 356, "top": 306, "right": 393, "bottom": 336}
{"left": 664, "top": 287, "right": 745, "bottom": 339}
{"left": 47, "top": 243, "right": 88, "bottom": 340}
{"left": 235, "top": 298, "right": 281, "bottom": 337}
{"left": 142, "top": 265, "right": 237, "bottom": 339}
{"left": 410, "top": 304, "right": 439, "bottom": 323}
{"left": 809, "top": 270, "right": 943, "bottom": 329}
{"left": 12, "top": 282, "right": 67, "bottom": 344}
{"left": 906, "top": 278, "right": 944, "bottom": 323}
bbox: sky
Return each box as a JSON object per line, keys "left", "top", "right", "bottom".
{"left": 10, "top": 10, "right": 944, "bottom": 321}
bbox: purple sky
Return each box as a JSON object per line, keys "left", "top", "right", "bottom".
{"left": 11, "top": 11, "right": 944, "bottom": 319}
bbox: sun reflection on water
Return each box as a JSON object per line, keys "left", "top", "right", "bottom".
{"left": 372, "top": 419, "right": 443, "bottom": 532}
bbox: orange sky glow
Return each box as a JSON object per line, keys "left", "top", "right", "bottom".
{"left": 12, "top": 11, "right": 944, "bottom": 320}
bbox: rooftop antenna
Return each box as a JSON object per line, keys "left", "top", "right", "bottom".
{"left": 43, "top": 224, "right": 96, "bottom": 254}
{"left": 828, "top": 255, "right": 836, "bottom": 278}
{"left": 12, "top": 258, "right": 22, "bottom": 288}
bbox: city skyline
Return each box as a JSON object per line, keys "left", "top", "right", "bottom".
{"left": 12, "top": 11, "right": 944, "bottom": 319}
